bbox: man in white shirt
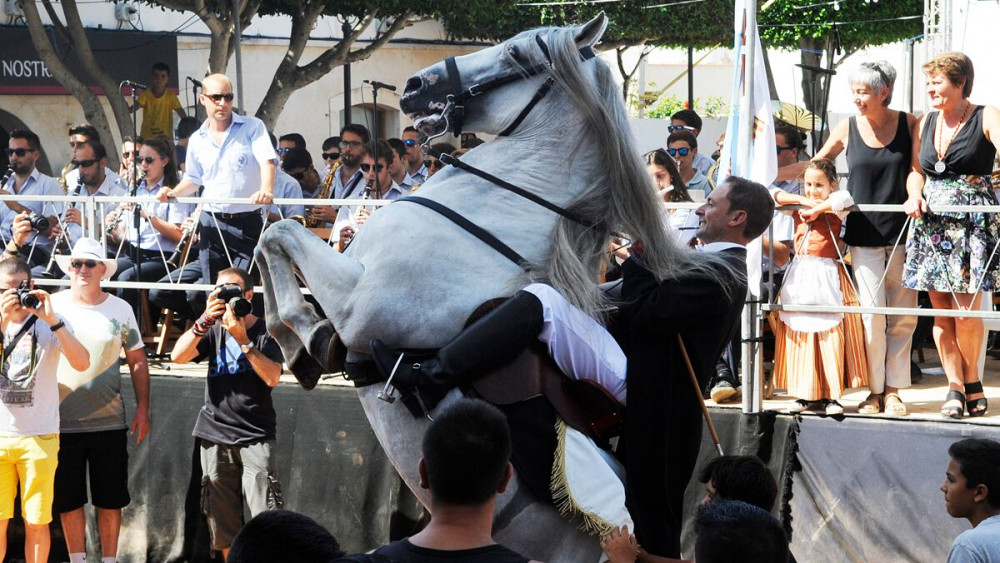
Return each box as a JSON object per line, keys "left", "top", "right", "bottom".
{"left": 155, "top": 73, "right": 275, "bottom": 287}
{"left": 62, "top": 139, "right": 126, "bottom": 247}
{"left": 0, "top": 257, "right": 89, "bottom": 563}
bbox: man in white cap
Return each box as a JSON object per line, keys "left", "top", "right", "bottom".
{"left": 50, "top": 238, "right": 151, "bottom": 563}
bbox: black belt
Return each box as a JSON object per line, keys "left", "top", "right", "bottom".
{"left": 206, "top": 210, "right": 262, "bottom": 221}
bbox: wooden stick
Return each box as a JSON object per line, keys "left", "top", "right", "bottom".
{"left": 677, "top": 334, "right": 725, "bottom": 456}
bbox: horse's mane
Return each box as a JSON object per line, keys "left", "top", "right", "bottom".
{"left": 515, "top": 25, "right": 741, "bottom": 319}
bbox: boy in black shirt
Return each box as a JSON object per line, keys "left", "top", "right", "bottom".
{"left": 171, "top": 267, "right": 284, "bottom": 559}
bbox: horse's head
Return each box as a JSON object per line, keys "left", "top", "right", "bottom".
{"left": 400, "top": 13, "right": 608, "bottom": 139}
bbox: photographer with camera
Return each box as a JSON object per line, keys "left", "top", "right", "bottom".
{"left": 3, "top": 130, "right": 63, "bottom": 274}
{"left": 0, "top": 257, "right": 89, "bottom": 563}
{"left": 170, "top": 267, "right": 284, "bottom": 559}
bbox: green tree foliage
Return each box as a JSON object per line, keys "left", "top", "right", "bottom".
{"left": 759, "top": 0, "right": 922, "bottom": 50}
{"left": 438, "top": 0, "right": 734, "bottom": 49}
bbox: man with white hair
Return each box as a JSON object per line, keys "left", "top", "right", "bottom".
{"left": 51, "top": 238, "right": 150, "bottom": 563}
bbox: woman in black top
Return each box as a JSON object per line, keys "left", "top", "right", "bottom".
{"left": 903, "top": 52, "right": 1000, "bottom": 419}
{"left": 775, "top": 61, "right": 919, "bottom": 416}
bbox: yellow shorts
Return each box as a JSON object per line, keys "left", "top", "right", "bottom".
{"left": 0, "top": 434, "right": 60, "bottom": 524}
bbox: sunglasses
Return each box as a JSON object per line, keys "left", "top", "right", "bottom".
{"left": 403, "top": 139, "right": 418, "bottom": 147}
{"left": 321, "top": 152, "right": 340, "bottom": 161}
{"left": 339, "top": 140, "right": 364, "bottom": 149}
{"left": 359, "top": 163, "right": 384, "bottom": 173}
{"left": 72, "top": 159, "right": 98, "bottom": 168}
{"left": 666, "top": 147, "right": 691, "bottom": 157}
{"left": 5, "top": 148, "right": 31, "bottom": 157}
{"left": 667, "top": 125, "right": 695, "bottom": 133}
{"left": 424, "top": 159, "right": 443, "bottom": 170}
{"left": 205, "top": 92, "right": 235, "bottom": 103}
{"left": 122, "top": 151, "right": 138, "bottom": 160}
{"left": 776, "top": 146, "right": 795, "bottom": 154}
{"left": 138, "top": 156, "right": 159, "bottom": 164}
{"left": 70, "top": 259, "right": 99, "bottom": 269}
{"left": 277, "top": 147, "right": 293, "bottom": 155}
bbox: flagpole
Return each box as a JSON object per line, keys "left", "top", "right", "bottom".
{"left": 740, "top": 0, "right": 763, "bottom": 414}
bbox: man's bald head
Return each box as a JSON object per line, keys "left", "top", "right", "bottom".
{"left": 202, "top": 74, "right": 231, "bottom": 92}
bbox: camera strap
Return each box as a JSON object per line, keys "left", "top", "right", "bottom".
{"left": 1, "top": 315, "right": 39, "bottom": 379}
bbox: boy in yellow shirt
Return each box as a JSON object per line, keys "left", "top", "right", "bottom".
{"left": 136, "top": 62, "right": 186, "bottom": 139}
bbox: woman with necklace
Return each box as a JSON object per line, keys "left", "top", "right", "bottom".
{"left": 903, "top": 52, "right": 1000, "bottom": 419}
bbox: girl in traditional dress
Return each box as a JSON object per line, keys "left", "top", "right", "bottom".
{"left": 773, "top": 159, "right": 868, "bottom": 414}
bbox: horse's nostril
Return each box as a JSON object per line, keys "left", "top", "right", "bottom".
{"left": 404, "top": 76, "right": 423, "bottom": 93}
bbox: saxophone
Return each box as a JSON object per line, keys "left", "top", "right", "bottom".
{"left": 296, "top": 160, "right": 340, "bottom": 228}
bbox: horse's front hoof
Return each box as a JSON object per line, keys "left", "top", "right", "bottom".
{"left": 307, "top": 321, "right": 345, "bottom": 374}
{"left": 287, "top": 350, "right": 323, "bottom": 391}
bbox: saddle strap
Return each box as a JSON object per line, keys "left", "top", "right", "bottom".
{"left": 398, "top": 196, "right": 531, "bottom": 271}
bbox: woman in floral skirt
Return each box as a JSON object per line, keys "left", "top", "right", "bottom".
{"left": 903, "top": 51, "right": 1000, "bottom": 419}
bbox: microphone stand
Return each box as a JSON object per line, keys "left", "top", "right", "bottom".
{"left": 369, "top": 81, "right": 382, "bottom": 199}
{"left": 128, "top": 81, "right": 145, "bottom": 332}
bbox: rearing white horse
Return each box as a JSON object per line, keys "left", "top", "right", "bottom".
{"left": 256, "top": 13, "right": 694, "bottom": 561}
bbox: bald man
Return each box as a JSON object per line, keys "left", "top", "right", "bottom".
{"left": 155, "top": 74, "right": 276, "bottom": 315}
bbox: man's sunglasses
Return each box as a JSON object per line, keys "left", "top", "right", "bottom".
{"left": 122, "top": 151, "right": 138, "bottom": 160}
{"left": 776, "top": 146, "right": 795, "bottom": 154}
{"left": 277, "top": 147, "right": 293, "bottom": 155}
{"left": 205, "top": 93, "right": 235, "bottom": 103}
{"left": 667, "top": 125, "right": 695, "bottom": 133}
{"left": 5, "top": 148, "right": 31, "bottom": 157}
{"left": 666, "top": 147, "right": 691, "bottom": 157}
{"left": 72, "top": 159, "right": 98, "bottom": 168}
{"left": 340, "top": 140, "right": 364, "bottom": 149}
{"left": 403, "top": 139, "right": 418, "bottom": 148}
{"left": 321, "top": 152, "right": 340, "bottom": 161}
{"left": 359, "top": 163, "right": 384, "bottom": 173}
{"left": 70, "top": 260, "right": 99, "bottom": 269}
{"left": 424, "top": 159, "right": 443, "bottom": 170}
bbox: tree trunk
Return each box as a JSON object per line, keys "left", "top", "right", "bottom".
{"left": 760, "top": 46, "right": 779, "bottom": 101}
{"left": 798, "top": 36, "right": 826, "bottom": 116}
{"left": 255, "top": 12, "right": 413, "bottom": 131}
{"left": 57, "top": 0, "right": 134, "bottom": 141}
{"left": 19, "top": 0, "right": 119, "bottom": 170}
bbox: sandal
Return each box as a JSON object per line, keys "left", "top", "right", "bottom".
{"left": 941, "top": 390, "right": 966, "bottom": 419}
{"left": 788, "top": 399, "right": 811, "bottom": 413}
{"left": 825, "top": 400, "right": 844, "bottom": 415}
{"left": 857, "top": 393, "right": 884, "bottom": 414}
{"left": 884, "top": 393, "right": 908, "bottom": 416}
{"left": 965, "top": 381, "right": 988, "bottom": 418}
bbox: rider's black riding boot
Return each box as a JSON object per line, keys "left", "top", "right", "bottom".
{"left": 371, "top": 290, "right": 544, "bottom": 414}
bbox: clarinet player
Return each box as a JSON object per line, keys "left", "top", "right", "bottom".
{"left": 107, "top": 137, "right": 189, "bottom": 318}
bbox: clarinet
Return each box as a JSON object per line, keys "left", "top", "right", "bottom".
{"left": 0, "top": 166, "right": 13, "bottom": 189}
{"left": 106, "top": 170, "right": 145, "bottom": 238}
{"left": 165, "top": 203, "right": 203, "bottom": 269}
{"left": 40, "top": 177, "right": 84, "bottom": 278}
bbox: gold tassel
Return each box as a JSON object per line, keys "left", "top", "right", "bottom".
{"left": 549, "top": 419, "right": 617, "bottom": 538}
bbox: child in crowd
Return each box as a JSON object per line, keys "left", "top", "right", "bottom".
{"left": 772, "top": 159, "right": 868, "bottom": 414}
{"left": 136, "top": 62, "right": 187, "bottom": 139}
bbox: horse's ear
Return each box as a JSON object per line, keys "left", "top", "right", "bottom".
{"left": 575, "top": 12, "right": 608, "bottom": 48}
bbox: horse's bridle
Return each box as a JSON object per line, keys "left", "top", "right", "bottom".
{"left": 401, "top": 36, "right": 602, "bottom": 272}
{"left": 437, "top": 35, "right": 596, "bottom": 138}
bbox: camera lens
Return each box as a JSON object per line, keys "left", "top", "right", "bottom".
{"left": 28, "top": 212, "right": 50, "bottom": 232}
{"left": 18, "top": 291, "right": 39, "bottom": 309}
{"left": 228, "top": 297, "right": 252, "bottom": 317}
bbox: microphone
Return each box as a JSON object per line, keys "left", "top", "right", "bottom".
{"left": 363, "top": 80, "right": 397, "bottom": 92}
{"left": 122, "top": 80, "right": 149, "bottom": 90}
{"left": 187, "top": 76, "right": 203, "bottom": 88}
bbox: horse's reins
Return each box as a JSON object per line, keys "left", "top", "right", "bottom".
{"left": 398, "top": 36, "right": 602, "bottom": 272}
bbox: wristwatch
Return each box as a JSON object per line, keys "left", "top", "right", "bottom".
{"left": 240, "top": 341, "right": 256, "bottom": 354}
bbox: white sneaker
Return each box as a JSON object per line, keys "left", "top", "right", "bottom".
{"left": 788, "top": 399, "right": 810, "bottom": 413}
{"left": 825, "top": 401, "right": 844, "bottom": 415}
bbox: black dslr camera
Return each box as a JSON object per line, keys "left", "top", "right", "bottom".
{"left": 216, "top": 284, "right": 251, "bottom": 317}
{"left": 16, "top": 281, "right": 39, "bottom": 309}
{"left": 27, "top": 212, "right": 49, "bottom": 232}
